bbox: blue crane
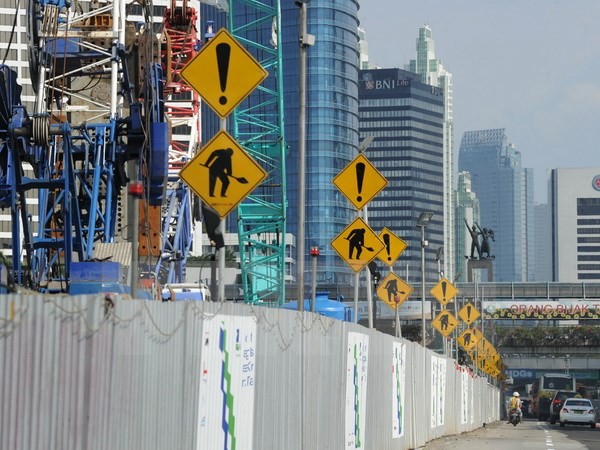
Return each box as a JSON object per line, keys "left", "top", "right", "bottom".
{"left": 0, "top": 0, "right": 200, "bottom": 294}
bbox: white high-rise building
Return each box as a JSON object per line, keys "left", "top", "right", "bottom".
{"left": 550, "top": 168, "right": 600, "bottom": 282}
{"left": 408, "top": 24, "right": 455, "bottom": 280}
{"left": 533, "top": 203, "right": 552, "bottom": 281}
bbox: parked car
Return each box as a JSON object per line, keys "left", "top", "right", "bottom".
{"left": 549, "top": 391, "right": 578, "bottom": 424}
{"left": 559, "top": 398, "right": 596, "bottom": 428}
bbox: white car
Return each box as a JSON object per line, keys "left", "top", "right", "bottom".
{"left": 559, "top": 398, "right": 596, "bottom": 428}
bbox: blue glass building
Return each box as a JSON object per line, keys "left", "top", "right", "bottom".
{"left": 358, "top": 68, "right": 445, "bottom": 283}
{"left": 458, "top": 129, "right": 534, "bottom": 282}
{"left": 281, "top": 1, "right": 361, "bottom": 287}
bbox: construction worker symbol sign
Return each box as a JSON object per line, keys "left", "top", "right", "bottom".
{"left": 179, "top": 130, "right": 267, "bottom": 218}
{"left": 457, "top": 328, "right": 478, "bottom": 351}
{"left": 431, "top": 310, "right": 458, "bottom": 337}
{"left": 376, "top": 272, "right": 413, "bottom": 309}
{"left": 330, "top": 217, "right": 385, "bottom": 272}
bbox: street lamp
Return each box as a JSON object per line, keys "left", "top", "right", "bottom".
{"left": 417, "top": 212, "right": 434, "bottom": 347}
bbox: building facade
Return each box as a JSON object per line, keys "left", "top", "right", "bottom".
{"left": 358, "top": 68, "right": 444, "bottom": 284}
{"left": 550, "top": 168, "right": 600, "bottom": 282}
{"left": 454, "top": 172, "right": 480, "bottom": 282}
{"left": 281, "top": 0, "right": 361, "bottom": 287}
{"left": 407, "top": 25, "right": 455, "bottom": 280}
{"left": 533, "top": 203, "right": 552, "bottom": 281}
{"left": 458, "top": 128, "right": 534, "bottom": 282}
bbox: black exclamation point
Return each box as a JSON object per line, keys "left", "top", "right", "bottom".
{"left": 383, "top": 233, "right": 391, "bottom": 261}
{"left": 355, "top": 162, "right": 365, "bottom": 202}
{"left": 441, "top": 280, "right": 447, "bottom": 303}
{"left": 216, "top": 43, "right": 231, "bottom": 105}
{"left": 467, "top": 305, "right": 472, "bottom": 321}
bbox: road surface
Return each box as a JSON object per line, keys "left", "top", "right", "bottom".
{"left": 423, "top": 419, "right": 599, "bottom": 449}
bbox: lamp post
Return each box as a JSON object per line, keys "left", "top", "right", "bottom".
{"left": 417, "top": 212, "right": 433, "bottom": 348}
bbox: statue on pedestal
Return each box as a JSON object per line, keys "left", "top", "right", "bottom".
{"left": 464, "top": 219, "right": 495, "bottom": 260}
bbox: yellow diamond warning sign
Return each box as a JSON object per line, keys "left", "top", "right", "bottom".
{"left": 376, "top": 227, "right": 407, "bottom": 266}
{"left": 376, "top": 272, "right": 412, "bottom": 309}
{"left": 179, "top": 130, "right": 267, "bottom": 218}
{"left": 458, "top": 302, "right": 480, "bottom": 325}
{"left": 330, "top": 217, "right": 385, "bottom": 272}
{"left": 457, "top": 328, "right": 478, "bottom": 351}
{"left": 332, "top": 154, "right": 387, "bottom": 210}
{"left": 430, "top": 277, "right": 459, "bottom": 306}
{"left": 431, "top": 310, "right": 458, "bottom": 337}
{"left": 180, "top": 28, "right": 268, "bottom": 118}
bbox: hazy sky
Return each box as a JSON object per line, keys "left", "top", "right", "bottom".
{"left": 357, "top": 0, "right": 600, "bottom": 203}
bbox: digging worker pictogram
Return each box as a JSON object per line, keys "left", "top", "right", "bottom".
{"left": 346, "top": 227, "right": 369, "bottom": 259}
{"left": 204, "top": 147, "right": 235, "bottom": 197}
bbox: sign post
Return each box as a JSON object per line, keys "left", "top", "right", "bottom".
{"left": 179, "top": 28, "right": 268, "bottom": 301}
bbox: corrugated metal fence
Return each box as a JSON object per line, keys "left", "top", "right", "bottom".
{"left": 0, "top": 295, "right": 499, "bottom": 449}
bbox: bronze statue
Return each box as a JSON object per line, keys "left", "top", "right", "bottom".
{"left": 477, "top": 223, "right": 495, "bottom": 259}
{"left": 464, "top": 218, "right": 481, "bottom": 259}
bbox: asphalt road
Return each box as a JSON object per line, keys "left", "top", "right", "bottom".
{"left": 422, "top": 419, "right": 599, "bottom": 450}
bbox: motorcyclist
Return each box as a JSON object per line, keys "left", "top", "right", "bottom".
{"left": 507, "top": 392, "right": 522, "bottom": 423}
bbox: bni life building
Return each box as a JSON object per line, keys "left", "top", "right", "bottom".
{"left": 358, "top": 68, "right": 444, "bottom": 283}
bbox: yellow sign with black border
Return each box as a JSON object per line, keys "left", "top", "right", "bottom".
{"left": 330, "top": 217, "right": 385, "bottom": 272}
{"left": 431, "top": 310, "right": 458, "bottom": 337}
{"left": 376, "top": 272, "right": 412, "bottom": 309}
{"left": 180, "top": 28, "right": 268, "bottom": 118}
{"left": 179, "top": 130, "right": 267, "bottom": 218}
{"left": 376, "top": 228, "right": 407, "bottom": 266}
{"left": 430, "top": 277, "right": 458, "bottom": 305}
{"left": 332, "top": 154, "right": 387, "bottom": 210}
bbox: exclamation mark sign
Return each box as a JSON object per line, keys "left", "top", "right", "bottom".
{"left": 216, "top": 43, "right": 231, "bottom": 105}
{"left": 355, "top": 162, "right": 365, "bottom": 202}
{"left": 467, "top": 304, "right": 472, "bottom": 321}
{"left": 383, "top": 233, "right": 391, "bottom": 261}
{"left": 441, "top": 280, "right": 447, "bottom": 303}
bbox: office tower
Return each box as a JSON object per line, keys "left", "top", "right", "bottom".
{"left": 454, "top": 172, "right": 480, "bottom": 282}
{"left": 281, "top": 1, "right": 360, "bottom": 287}
{"left": 358, "top": 27, "right": 371, "bottom": 69}
{"left": 407, "top": 24, "right": 454, "bottom": 280}
{"left": 550, "top": 168, "right": 600, "bottom": 282}
{"left": 358, "top": 68, "right": 444, "bottom": 283}
{"left": 533, "top": 203, "right": 552, "bottom": 281}
{"left": 458, "top": 129, "right": 534, "bottom": 282}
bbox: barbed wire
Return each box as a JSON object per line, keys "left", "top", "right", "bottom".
{"left": 0, "top": 295, "right": 345, "bottom": 348}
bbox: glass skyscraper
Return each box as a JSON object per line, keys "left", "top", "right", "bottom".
{"left": 458, "top": 129, "right": 534, "bottom": 282}
{"left": 407, "top": 24, "right": 454, "bottom": 281}
{"left": 281, "top": 1, "right": 361, "bottom": 287}
{"left": 358, "top": 68, "right": 445, "bottom": 283}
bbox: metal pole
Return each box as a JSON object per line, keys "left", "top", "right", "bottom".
{"left": 394, "top": 267, "right": 401, "bottom": 338}
{"left": 364, "top": 207, "right": 373, "bottom": 329}
{"left": 218, "top": 117, "right": 226, "bottom": 302}
{"left": 128, "top": 181, "right": 142, "bottom": 298}
{"left": 296, "top": 1, "right": 308, "bottom": 312}
{"left": 218, "top": 218, "right": 225, "bottom": 302}
{"left": 421, "top": 224, "right": 426, "bottom": 347}
{"left": 310, "top": 247, "right": 318, "bottom": 312}
{"left": 354, "top": 272, "right": 359, "bottom": 324}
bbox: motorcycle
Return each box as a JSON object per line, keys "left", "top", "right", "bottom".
{"left": 509, "top": 408, "right": 521, "bottom": 426}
